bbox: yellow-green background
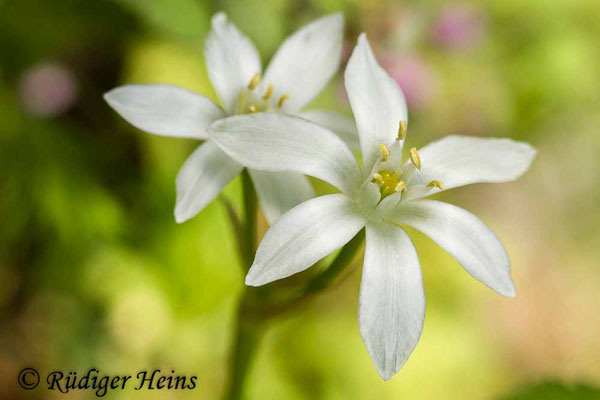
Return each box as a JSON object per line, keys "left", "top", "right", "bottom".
{"left": 1, "top": 0, "right": 600, "bottom": 399}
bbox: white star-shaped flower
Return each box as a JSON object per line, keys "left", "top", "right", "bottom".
{"left": 104, "top": 12, "right": 356, "bottom": 223}
{"left": 210, "top": 33, "right": 536, "bottom": 380}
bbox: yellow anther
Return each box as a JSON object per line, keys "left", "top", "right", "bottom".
{"left": 277, "top": 93, "right": 291, "bottom": 108}
{"left": 378, "top": 144, "right": 390, "bottom": 162}
{"left": 373, "top": 173, "right": 384, "bottom": 184}
{"left": 395, "top": 180, "right": 406, "bottom": 192}
{"left": 427, "top": 180, "right": 443, "bottom": 190}
{"left": 247, "top": 105, "right": 258, "bottom": 113}
{"left": 409, "top": 147, "right": 421, "bottom": 170}
{"left": 262, "top": 83, "right": 273, "bottom": 100}
{"left": 248, "top": 73, "right": 261, "bottom": 90}
{"left": 398, "top": 120, "right": 407, "bottom": 140}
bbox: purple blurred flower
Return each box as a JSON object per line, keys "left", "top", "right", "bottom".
{"left": 381, "top": 55, "right": 437, "bottom": 110}
{"left": 19, "top": 62, "right": 78, "bottom": 117}
{"left": 431, "top": 5, "right": 486, "bottom": 50}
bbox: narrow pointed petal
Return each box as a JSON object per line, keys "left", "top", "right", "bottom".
{"left": 359, "top": 223, "right": 425, "bottom": 380}
{"left": 358, "top": 223, "right": 425, "bottom": 380}
{"left": 204, "top": 12, "right": 262, "bottom": 114}
{"left": 175, "top": 141, "right": 243, "bottom": 223}
{"left": 299, "top": 109, "right": 361, "bottom": 152}
{"left": 104, "top": 84, "right": 224, "bottom": 139}
{"left": 403, "top": 136, "right": 537, "bottom": 200}
{"left": 210, "top": 113, "right": 362, "bottom": 194}
{"left": 248, "top": 169, "right": 315, "bottom": 224}
{"left": 246, "top": 194, "right": 365, "bottom": 286}
{"left": 345, "top": 33, "right": 408, "bottom": 171}
{"left": 386, "top": 200, "right": 515, "bottom": 297}
{"left": 262, "top": 13, "right": 344, "bottom": 112}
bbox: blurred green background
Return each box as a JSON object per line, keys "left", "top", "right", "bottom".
{"left": 1, "top": 0, "right": 600, "bottom": 399}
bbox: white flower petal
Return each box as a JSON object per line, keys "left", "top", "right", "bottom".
{"left": 175, "top": 141, "right": 243, "bottom": 223}
{"left": 387, "top": 200, "right": 515, "bottom": 297}
{"left": 359, "top": 222, "right": 425, "bottom": 380}
{"left": 104, "top": 84, "right": 224, "bottom": 139}
{"left": 246, "top": 194, "right": 365, "bottom": 286}
{"left": 210, "top": 113, "right": 362, "bottom": 194}
{"left": 403, "top": 135, "right": 537, "bottom": 199}
{"left": 359, "top": 182, "right": 382, "bottom": 210}
{"left": 345, "top": 33, "right": 408, "bottom": 171}
{"left": 248, "top": 169, "right": 315, "bottom": 224}
{"left": 204, "top": 12, "right": 262, "bottom": 114}
{"left": 299, "top": 109, "right": 361, "bottom": 152}
{"left": 261, "top": 13, "right": 344, "bottom": 112}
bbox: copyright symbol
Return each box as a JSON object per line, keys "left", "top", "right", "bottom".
{"left": 18, "top": 368, "right": 40, "bottom": 390}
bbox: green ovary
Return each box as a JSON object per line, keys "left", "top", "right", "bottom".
{"left": 374, "top": 170, "right": 403, "bottom": 199}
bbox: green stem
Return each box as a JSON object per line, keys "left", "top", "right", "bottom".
{"left": 224, "top": 291, "right": 266, "bottom": 400}
{"left": 223, "top": 170, "right": 261, "bottom": 400}
{"left": 241, "top": 170, "right": 257, "bottom": 270}
{"left": 222, "top": 174, "right": 365, "bottom": 399}
{"left": 219, "top": 195, "right": 245, "bottom": 266}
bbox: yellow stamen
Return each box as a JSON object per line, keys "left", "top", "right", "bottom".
{"left": 378, "top": 144, "right": 390, "bottom": 162}
{"left": 247, "top": 105, "right": 258, "bottom": 113}
{"left": 277, "top": 93, "right": 290, "bottom": 108}
{"left": 427, "top": 180, "right": 443, "bottom": 190}
{"left": 395, "top": 180, "right": 406, "bottom": 192}
{"left": 410, "top": 147, "right": 421, "bottom": 170}
{"left": 373, "top": 173, "right": 384, "bottom": 184}
{"left": 248, "top": 73, "right": 261, "bottom": 90}
{"left": 394, "top": 168, "right": 403, "bottom": 176}
{"left": 398, "top": 120, "right": 407, "bottom": 140}
{"left": 262, "top": 83, "right": 273, "bottom": 100}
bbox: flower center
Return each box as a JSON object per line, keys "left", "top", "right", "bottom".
{"left": 373, "top": 169, "right": 405, "bottom": 198}
{"left": 236, "top": 73, "right": 290, "bottom": 115}
{"left": 370, "top": 120, "right": 444, "bottom": 200}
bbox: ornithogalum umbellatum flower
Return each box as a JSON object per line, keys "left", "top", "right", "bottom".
{"left": 105, "top": 13, "right": 358, "bottom": 223}
{"left": 210, "top": 33, "right": 536, "bottom": 380}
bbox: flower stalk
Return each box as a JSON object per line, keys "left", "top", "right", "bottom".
{"left": 224, "top": 291, "right": 267, "bottom": 400}
{"left": 241, "top": 170, "right": 257, "bottom": 271}
{"left": 223, "top": 177, "right": 365, "bottom": 399}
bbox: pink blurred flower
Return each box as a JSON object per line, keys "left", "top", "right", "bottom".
{"left": 19, "top": 62, "right": 78, "bottom": 118}
{"left": 381, "top": 55, "right": 437, "bottom": 110}
{"left": 431, "top": 5, "right": 486, "bottom": 50}
{"left": 341, "top": 39, "right": 353, "bottom": 64}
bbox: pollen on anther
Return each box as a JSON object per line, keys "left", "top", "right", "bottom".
{"left": 409, "top": 147, "right": 421, "bottom": 170}
{"left": 247, "top": 105, "right": 258, "bottom": 113}
{"left": 427, "top": 180, "right": 443, "bottom": 190}
{"left": 263, "top": 83, "right": 273, "bottom": 100}
{"left": 395, "top": 180, "right": 406, "bottom": 192}
{"left": 398, "top": 120, "right": 407, "bottom": 140}
{"left": 378, "top": 144, "right": 390, "bottom": 162}
{"left": 248, "top": 73, "right": 261, "bottom": 90}
{"left": 277, "top": 94, "right": 290, "bottom": 108}
{"left": 373, "top": 173, "right": 384, "bottom": 184}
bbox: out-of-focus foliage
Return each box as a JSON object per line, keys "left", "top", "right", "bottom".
{"left": 113, "top": 0, "right": 210, "bottom": 40}
{"left": 1, "top": 0, "right": 600, "bottom": 399}
{"left": 502, "top": 382, "right": 600, "bottom": 400}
